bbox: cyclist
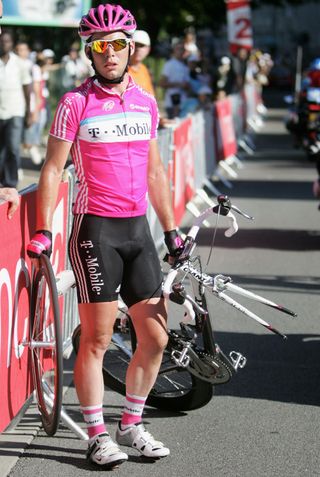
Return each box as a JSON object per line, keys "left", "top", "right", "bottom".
{"left": 27, "top": 3, "right": 183, "bottom": 470}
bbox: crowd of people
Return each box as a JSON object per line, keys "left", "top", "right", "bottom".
{"left": 0, "top": 31, "right": 92, "bottom": 181}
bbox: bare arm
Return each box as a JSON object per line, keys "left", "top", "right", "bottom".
{"left": 147, "top": 138, "right": 176, "bottom": 231}
{"left": 36, "top": 136, "right": 72, "bottom": 231}
{"left": 23, "top": 84, "right": 32, "bottom": 127}
{"left": 32, "top": 79, "right": 42, "bottom": 122}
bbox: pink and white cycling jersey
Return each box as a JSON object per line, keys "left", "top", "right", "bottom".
{"left": 50, "top": 76, "right": 159, "bottom": 217}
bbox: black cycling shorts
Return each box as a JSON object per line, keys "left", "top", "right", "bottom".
{"left": 68, "top": 214, "right": 163, "bottom": 307}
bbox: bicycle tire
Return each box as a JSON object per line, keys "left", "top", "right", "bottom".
{"left": 72, "top": 321, "right": 213, "bottom": 412}
{"left": 30, "top": 254, "right": 63, "bottom": 436}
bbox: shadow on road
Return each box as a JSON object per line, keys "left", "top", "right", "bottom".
{"left": 219, "top": 179, "right": 314, "bottom": 200}
{"left": 214, "top": 330, "right": 320, "bottom": 407}
{"left": 192, "top": 227, "right": 320, "bottom": 251}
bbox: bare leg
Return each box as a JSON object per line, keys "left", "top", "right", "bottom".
{"left": 126, "top": 297, "right": 168, "bottom": 397}
{"left": 74, "top": 301, "right": 118, "bottom": 406}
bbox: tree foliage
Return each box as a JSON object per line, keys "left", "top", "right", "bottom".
{"left": 9, "top": 0, "right": 308, "bottom": 60}
{"left": 92, "top": 0, "right": 227, "bottom": 43}
{"left": 91, "top": 0, "right": 307, "bottom": 44}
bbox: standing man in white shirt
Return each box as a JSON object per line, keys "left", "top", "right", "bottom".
{"left": 0, "top": 0, "right": 21, "bottom": 218}
{"left": 0, "top": 30, "right": 32, "bottom": 187}
{"left": 159, "top": 41, "right": 191, "bottom": 118}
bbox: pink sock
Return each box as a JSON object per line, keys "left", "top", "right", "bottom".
{"left": 80, "top": 404, "right": 106, "bottom": 440}
{"left": 121, "top": 393, "right": 147, "bottom": 426}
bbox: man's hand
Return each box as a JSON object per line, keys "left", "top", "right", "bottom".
{"left": 164, "top": 229, "right": 184, "bottom": 257}
{"left": 27, "top": 230, "right": 52, "bottom": 258}
{"left": 0, "top": 187, "right": 20, "bottom": 219}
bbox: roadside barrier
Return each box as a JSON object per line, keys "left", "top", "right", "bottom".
{"left": 0, "top": 84, "right": 264, "bottom": 433}
{"left": 0, "top": 182, "right": 70, "bottom": 433}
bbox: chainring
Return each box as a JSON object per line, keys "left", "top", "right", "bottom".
{"left": 167, "top": 331, "right": 234, "bottom": 384}
{"left": 187, "top": 348, "right": 234, "bottom": 384}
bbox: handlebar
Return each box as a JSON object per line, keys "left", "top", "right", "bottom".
{"left": 163, "top": 195, "right": 253, "bottom": 318}
{"left": 168, "top": 195, "right": 253, "bottom": 263}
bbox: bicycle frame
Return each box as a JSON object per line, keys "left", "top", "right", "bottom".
{"left": 163, "top": 195, "right": 297, "bottom": 367}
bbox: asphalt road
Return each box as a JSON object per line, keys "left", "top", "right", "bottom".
{"left": 3, "top": 91, "right": 320, "bottom": 477}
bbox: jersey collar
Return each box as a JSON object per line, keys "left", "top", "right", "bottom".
{"left": 93, "top": 74, "right": 136, "bottom": 96}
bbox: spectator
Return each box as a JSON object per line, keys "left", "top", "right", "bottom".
{"left": 169, "top": 52, "right": 213, "bottom": 119}
{"left": 213, "top": 55, "right": 235, "bottom": 99}
{"left": 14, "top": 40, "right": 33, "bottom": 70}
{"left": 0, "top": 30, "right": 32, "bottom": 187}
{"left": 159, "top": 41, "right": 191, "bottom": 119}
{"left": 183, "top": 30, "right": 200, "bottom": 61}
{"left": 61, "top": 43, "right": 90, "bottom": 92}
{"left": 231, "top": 47, "right": 250, "bottom": 92}
{"left": 0, "top": 0, "right": 19, "bottom": 219}
{"left": 128, "top": 30, "right": 175, "bottom": 128}
{"left": 41, "top": 49, "right": 62, "bottom": 130}
{"left": 188, "top": 54, "right": 211, "bottom": 95}
{"left": 0, "top": 0, "right": 20, "bottom": 218}
{"left": 197, "top": 85, "right": 213, "bottom": 110}
{"left": 128, "top": 30, "right": 155, "bottom": 96}
{"left": 16, "top": 41, "right": 45, "bottom": 165}
{"left": 179, "top": 54, "right": 207, "bottom": 117}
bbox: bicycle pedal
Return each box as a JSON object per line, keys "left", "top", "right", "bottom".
{"left": 229, "top": 351, "right": 247, "bottom": 370}
{"left": 171, "top": 348, "right": 191, "bottom": 368}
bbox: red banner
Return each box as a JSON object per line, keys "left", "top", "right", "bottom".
{"left": 214, "top": 97, "right": 237, "bottom": 161}
{"left": 226, "top": 0, "right": 253, "bottom": 55}
{"left": 0, "top": 182, "right": 69, "bottom": 432}
{"left": 172, "top": 118, "right": 195, "bottom": 225}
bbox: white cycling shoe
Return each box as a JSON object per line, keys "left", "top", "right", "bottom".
{"left": 116, "top": 422, "right": 170, "bottom": 458}
{"left": 86, "top": 432, "right": 128, "bottom": 469}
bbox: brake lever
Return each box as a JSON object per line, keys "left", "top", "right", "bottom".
{"left": 230, "top": 204, "right": 254, "bottom": 221}
{"left": 216, "top": 194, "right": 254, "bottom": 221}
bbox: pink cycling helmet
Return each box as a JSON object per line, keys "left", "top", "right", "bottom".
{"left": 79, "top": 4, "right": 137, "bottom": 41}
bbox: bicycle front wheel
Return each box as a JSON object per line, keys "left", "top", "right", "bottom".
{"left": 30, "top": 254, "right": 63, "bottom": 436}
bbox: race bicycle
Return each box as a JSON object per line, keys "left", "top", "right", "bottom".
{"left": 72, "top": 195, "right": 297, "bottom": 412}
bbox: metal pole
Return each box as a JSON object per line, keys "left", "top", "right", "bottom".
{"left": 294, "top": 45, "right": 303, "bottom": 105}
{"left": 43, "top": 392, "right": 88, "bottom": 440}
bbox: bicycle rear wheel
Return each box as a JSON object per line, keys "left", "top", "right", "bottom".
{"left": 72, "top": 320, "right": 213, "bottom": 412}
{"left": 30, "top": 254, "right": 63, "bottom": 436}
